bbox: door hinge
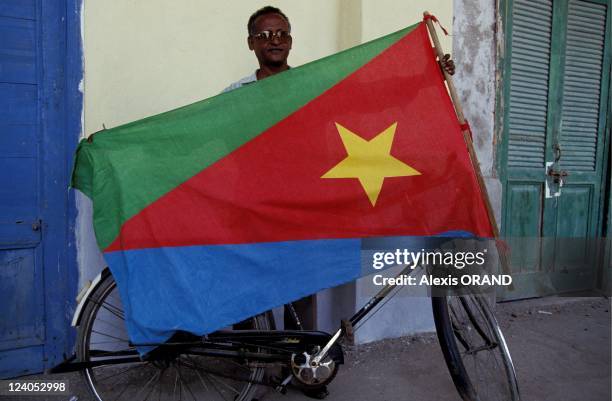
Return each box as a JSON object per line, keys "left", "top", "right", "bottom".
{"left": 31, "top": 219, "right": 42, "bottom": 231}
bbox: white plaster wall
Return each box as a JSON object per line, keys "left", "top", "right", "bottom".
{"left": 353, "top": 267, "right": 435, "bottom": 344}
{"left": 361, "top": 0, "right": 453, "bottom": 51}
{"left": 75, "top": 193, "right": 106, "bottom": 290}
{"left": 453, "top": 0, "right": 502, "bottom": 225}
{"left": 82, "top": 0, "right": 340, "bottom": 134}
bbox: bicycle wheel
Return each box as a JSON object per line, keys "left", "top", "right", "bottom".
{"left": 432, "top": 294, "right": 520, "bottom": 401}
{"left": 76, "top": 270, "right": 273, "bottom": 401}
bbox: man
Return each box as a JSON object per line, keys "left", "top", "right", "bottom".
{"left": 225, "top": 6, "right": 455, "bottom": 399}
{"left": 224, "top": 6, "right": 454, "bottom": 93}
{"left": 223, "top": 6, "right": 292, "bottom": 93}
{"left": 226, "top": 5, "right": 319, "bottom": 331}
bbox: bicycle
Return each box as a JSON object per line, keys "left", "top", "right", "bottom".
{"left": 54, "top": 260, "right": 520, "bottom": 401}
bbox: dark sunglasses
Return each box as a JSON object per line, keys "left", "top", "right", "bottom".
{"left": 252, "top": 30, "right": 291, "bottom": 42}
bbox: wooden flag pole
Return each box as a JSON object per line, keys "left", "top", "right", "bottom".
{"left": 423, "top": 11, "right": 513, "bottom": 281}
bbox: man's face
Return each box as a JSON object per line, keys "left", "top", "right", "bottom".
{"left": 248, "top": 13, "right": 292, "bottom": 67}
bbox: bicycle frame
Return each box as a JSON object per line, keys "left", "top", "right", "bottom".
{"left": 52, "top": 264, "right": 415, "bottom": 373}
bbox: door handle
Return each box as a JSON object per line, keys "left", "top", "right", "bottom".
{"left": 32, "top": 219, "right": 42, "bottom": 231}
{"left": 547, "top": 168, "right": 568, "bottom": 184}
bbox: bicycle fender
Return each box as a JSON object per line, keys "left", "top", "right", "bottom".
{"left": 71, "top": 267, "right": 111, "bottom": 327}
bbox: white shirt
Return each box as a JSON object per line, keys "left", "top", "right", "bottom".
{"left": 222, "top": 72, "right": 258, "bottom": 93}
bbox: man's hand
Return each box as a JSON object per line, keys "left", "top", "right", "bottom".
{"left": 440, "top": 53, "right": 455, "bottom": 76}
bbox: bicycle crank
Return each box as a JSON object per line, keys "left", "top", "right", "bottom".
{"left": 291, "top": 345, "right": 339, "bottom": 388}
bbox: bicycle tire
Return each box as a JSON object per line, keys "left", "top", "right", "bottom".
{"left": 76, "top": 271, "right": 273, "bottom": 401}
{"left": 432, "top": 294, "right": 520, "bottom": 401}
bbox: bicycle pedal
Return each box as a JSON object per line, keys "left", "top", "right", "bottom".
{"left": 341, "top": 319, "right": 355, "bottom": 346}
{"left": 274, "top": 374, "right": 293, "bottom": 394}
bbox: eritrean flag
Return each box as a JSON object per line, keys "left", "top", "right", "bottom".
{"left": 72, "top": 21, "right": 493, "bottom": 349}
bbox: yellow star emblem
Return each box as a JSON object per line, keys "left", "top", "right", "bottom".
{"left": 322, "top": 122, "right": 421, "bottom": 206}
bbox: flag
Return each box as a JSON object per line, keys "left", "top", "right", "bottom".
{"left": 72, "top": 21, "right": 493, "bottom": 350}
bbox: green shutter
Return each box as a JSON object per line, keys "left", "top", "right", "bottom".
{"left": 559, "top": 0, "right": 607, "bottom": 171}
{"left": 507, "top": 0, "right": 553, "bottom": 168}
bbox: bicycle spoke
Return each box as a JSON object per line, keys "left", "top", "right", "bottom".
{"left": 204, "top": 373, "right": 232, "bottom": 401}
{"left": 155, "top": 368, "right": 164, "bottom": 401}
{"left": 94, "top": 362, "right": 147, "bottom": 382}
{"left": 177, "top": 359, "right": 234, "bottom": 401}
{"left": 172, "top": 369, "right": 179, "bottom": 400}
{"left": 178, "top": 355, "right": 253, "bottom": 388}
{"left": 441, "top": 294, "right": 518, "bottom": 401}
{"left": 209, "top": 371, "right": 241, "bottom": 395}
{"left": 95, "top": 316, "right": 128, "bottom": 333}
{"left": 450, "top": 304, "right": 473, "bottom": 352}
{"left": 92, "top": 329, "right": 130, "bottom": 343}
{"left": 89, "top": 298, "right": 125, "bottom": 321}
{"left": 462, "top": 298, "right": 508, "bottom": 399}
{"left": 460, "top": 297, "right": 491, "bottom": 343}
{"left": 188, "top": 359, "right": 211, "bottom": 393}
{"left": 133, "top": 368, "right": 162, "bottom": 401}
{"left": 91, "top": 340, "right": 131, "bottom": 346}
{"left": 173, "top": 363, "right": 198, "bottom": 401}
{"left": 78, "top": 275, "right": 270, "bottom": 401}
{"left": 109, "top": 374, "right": 136, "bottom": 401}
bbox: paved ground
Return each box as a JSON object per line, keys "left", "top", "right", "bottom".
{"left": 265, "top": 297, "right": 611, "bottom": 401}
{"left": 4, "top": 297, "right": 610, "bottom": 401}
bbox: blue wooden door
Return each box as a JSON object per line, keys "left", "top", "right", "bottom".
{"left": 0, "top": 0, "right": 79, "bottom": 377}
